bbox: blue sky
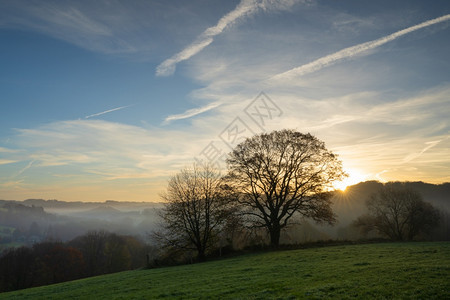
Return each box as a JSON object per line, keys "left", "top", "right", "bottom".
{"left": 0, "top": 0, "right": 449, "bottom": 201}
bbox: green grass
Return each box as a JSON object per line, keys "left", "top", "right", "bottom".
{"left": 2, "top": 242, "right": 449, "bottom": 299}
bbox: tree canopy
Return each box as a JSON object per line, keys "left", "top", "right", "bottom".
{"left": 156, "top": 163, "right": 232, "bottom": 260}
{"left": 226, "top": 129, "right": 346, "bottom": 246}
{"left": 353, "top": 184, "right": 441, "bottom": 241}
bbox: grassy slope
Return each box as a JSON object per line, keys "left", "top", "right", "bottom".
{"left": 2, "top": 242, "right": 449, "bottom": 299}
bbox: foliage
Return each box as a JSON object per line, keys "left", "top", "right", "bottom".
{"left": 154, "top": 163, "right": 234, "bottom": 261}
{"left": 226, "top": 129, "right": 346, "bottom": 246}
{"left": 0, "top": 242, "right": 84, "bottom": 292}
{"left": 2, "top": 242, "right": 449, "bottom": 299}
{"left": 353, "top": 184, "right": 441, "bottom": 241}
{"left": 0, "top": 231, "right": 152, "bottom": 292}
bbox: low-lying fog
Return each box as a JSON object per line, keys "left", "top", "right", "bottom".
{"left": 1, "top": 181, "right": 449, "bottom": 250}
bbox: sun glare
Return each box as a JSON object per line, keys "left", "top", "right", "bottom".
{"left": 334, "top": 168, "right": 368, "bottom": 191}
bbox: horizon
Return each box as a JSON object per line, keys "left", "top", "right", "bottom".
{"left": 1, "top": 1, "right": 449, "bottom": 202}
{"left": 2, "top": 179, "right": 449, "bottom": 203}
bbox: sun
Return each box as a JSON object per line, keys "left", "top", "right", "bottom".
{"left": 333, "top": 168, "right": 368, "bottom": 191}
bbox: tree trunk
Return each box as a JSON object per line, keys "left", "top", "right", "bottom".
{"left": 269, "top": 225, "right": 281, "bottom": 247}
{"left": 197, "top": 248, "right": 206, "bottom": 262}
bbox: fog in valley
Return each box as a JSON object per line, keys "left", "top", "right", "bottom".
{"left": 2, "top": 181, "right": 448, "bottom": 251}
{"left": 0, "top": 199, "right": 163, "bottom": 248}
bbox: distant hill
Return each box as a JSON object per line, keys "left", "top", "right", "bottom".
{"left": 86, "top": 205, "right": 122, "bottom": 214}
{"left": 67, "top": 205, "right": 124, "bottom": 221}
{"left": 309, "top": 181, "right": 450, "bottom": 240}
{"left": 18, "top": 199, "right": 164, "bottom": 213}
{"left": 333, "top": 181, "right": 449, "bottom": 221}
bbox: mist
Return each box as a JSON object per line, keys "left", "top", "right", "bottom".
{"left": 2, "top": 181, "right": 448, "bottom": 253}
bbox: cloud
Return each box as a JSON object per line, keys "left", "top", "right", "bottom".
{"left": 15, "top": 160, "right": 35, "bottom": 177}
{"left": 402, "top": 138, "right": 448, "bottom": 163}
{"left": 12, "top": 119, "right": 212, "bottom": 175}
{"left": 163, "top": 101, "right": 222, "bottom": 124}
{"left": 310, "top": 86, "right": 450, "bottom": 131}
{"left": 156, "top": 38, "right": 214, "bottom": 76}
{"left": 0, "top": 146, "right": 20, "bottom": 153}
{"left": 271, "top": 14, "right": 450, "bottom": 81}
{"left": 261, "top": 84, "right": 450, "bottom": 185}
{"left": 0, "top": 2, "right": 142, "bottom": 54}
{"left": 327, "top": 133, "right": 450, "bottom": 184}
{"left": 156, "top": 0, "right": 302, "bottom": 76}
{"left": 0, "top": 180, "right": 25, "bottom": 188}
{"left": 0, "top": 159, "right": 18, "bottom": 165}
{"left": 375, "top": 170, "right": 389, "bottom": 182}
{"left": 85, "top": 104, "right": 133, "bottom": 119}
{"left": 2, "top": 119, "right": 220, "bottom": 200}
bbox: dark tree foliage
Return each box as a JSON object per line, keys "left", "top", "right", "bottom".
{"left": 155, "top": 163, "right": 234, "bottom": 261}
{"left": 226, "top": 129, "right": 346, "bottom": 246}
{"left": 0, "top": 242, "right": 85, "bottom": 292}
{"left": 32, "top": 242, "right": 85, "bottom": 286}
{"left": 0, "top": 232, "right": 152, "bottom": 292}
{"left": 353, "top": 184, "right": 441, "bottom": 241}
{"left": 69, "top": 230, "right": 109, "bottom": 276}
{"left": 69, "top": 231, "right": 148, "bottom": 276}
{"left": 0, "top": 246, "right": 35, "bottom": 292}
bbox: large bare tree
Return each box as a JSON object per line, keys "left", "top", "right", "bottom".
{"left": 156, "top": 163, "right": 232, "bottom": 261}
{"left": 226, "top": 129, "right": 346, "bottom": 246}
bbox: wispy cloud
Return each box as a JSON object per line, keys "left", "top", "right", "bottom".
{"left": 0, "top": 180, "right": 25, "bottom": 188}
{"left": 2, "top": 119, "right": 214, "bottom": 200}
{"left": 0, "top": 147, "right": 20, "bottom": 153}
{"left": 15, "top": 160, "right": 35, "bottom": 177}
{"left": 271, "top": 14, "right": 450, "bottom": 81}
{"left": 375, "top": 170, "right": 389, "bottom": 182}
{"left": 0, "top": 159, "right": 18, "bottom": 165}
{"left": 13, "top": 119, "right": 210, "bottom": 171}
{"left": 156, "top": 0, "right": 302, "bottom": 76}
{"left": 163, "top": 101, "right": 222, "bottom": 124}
{"left": 402, "top": 137, "right": 448, "bottom": 163}
{"left": 0, "top": 2, "right": 140, "bottom": 54}
{"left": 85, "top": 105, "right": 132, "bottom": 119}
{"left": 307, "top": 86, "right": 450, "bottom": 131}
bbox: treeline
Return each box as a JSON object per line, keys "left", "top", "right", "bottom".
{"left": 0, "top": 231, "right": 154, "bottom": 293}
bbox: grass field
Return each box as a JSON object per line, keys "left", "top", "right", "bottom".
{"left": 2, "top": 242, "right": 449, "bottom": 299}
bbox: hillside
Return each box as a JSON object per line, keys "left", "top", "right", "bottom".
{"left": 2, "top": 242, "right": 449, "bottom": 299}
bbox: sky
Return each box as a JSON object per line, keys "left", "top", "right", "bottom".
{"left": 0, "top": 0, "right": 449, "bottom": 202}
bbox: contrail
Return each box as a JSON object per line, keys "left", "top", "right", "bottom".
{"left": 271, "top": 14, "right": 450, "bottom": 81}
{"left": 402, "top": 136, "right": 449, "bottom": 163}
{"left": 85, "top": 105, "right": 132, "bottom": 119}
{"left": 156, "top": 0, "right": 301, "bottom": 77}
{"left": 163, "top": 102, "right": 222, "bottom": 124}
{"left": 15, "top": 160, "right": 35, "bottom": 177}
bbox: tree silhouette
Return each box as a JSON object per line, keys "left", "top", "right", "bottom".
{"left": 155, "top": 163, "right": 233, "bottom": 261}
{"left": 353, "top": 184, "right": 441, "bottom": 241}
{"left": 226, "top": 129, "right": 345, "bottom": 246}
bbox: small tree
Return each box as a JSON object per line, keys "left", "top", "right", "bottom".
{"left": 226, "top": 129, "right": 346, "bottom": 247}
{"left": 155, "top": 163, "right": 232, "bottom": 261}
{"left": 353, "top": 184, "right": 441, "bottom": 241}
